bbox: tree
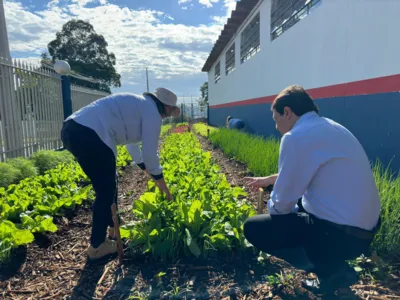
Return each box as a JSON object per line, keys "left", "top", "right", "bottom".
{"left": 200, "top": 81, "right": 208, "bottom": 103}
{"left": 47, "top": 19, "right": 121, "bottom": 93}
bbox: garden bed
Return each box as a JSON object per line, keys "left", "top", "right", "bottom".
{"left": 0, "top": 129, "right": 399, "bottom": 300}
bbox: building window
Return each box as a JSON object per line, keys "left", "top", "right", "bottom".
{"left": 271, "top": 0, "right": 322, "bottom": 41}
{"left": 240, "top": 13, "right": 260, "bottom": 63}
{"left": 225, "top": 43, "right": 235, "bottom": 75}
{"left": 214, "top": 61, "right": 221, "bottom": 83}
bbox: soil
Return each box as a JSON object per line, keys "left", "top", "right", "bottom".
{"left": 0, "top": 132, "right": 399, "bottom": 300}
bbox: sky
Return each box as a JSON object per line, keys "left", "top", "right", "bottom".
{"left": 3, "top": 0, "right": 237, "bottom": 99}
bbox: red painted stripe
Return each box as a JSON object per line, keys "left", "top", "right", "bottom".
{"left": 210, "top": 74, "right": 400, "bottom": 109}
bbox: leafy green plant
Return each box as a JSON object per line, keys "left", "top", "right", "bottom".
{"left": 160, "top": 124, "right": 172, "bottom": 137}
{"left": 0, "top": 221, "right": 34, "bottom": 263}
{"left": 0, "top": 163, "right": 20, "bottom": 188}
{"left": 30, "top": 150, "right": 74, "bottom": 174}
{"left": 8, "top": 157, "right": 38, "bottom": 182}
{"left": 0, "top": 146, "right": 133, "bottom": 263}
{"left": 117, "top": 145, "right": 133, "bottom": 169}
{"left": 121, "top": 133, "right": 256, "bottom": 260}
{"left": 347, "top": 253, "right": 392, "bottom": 282}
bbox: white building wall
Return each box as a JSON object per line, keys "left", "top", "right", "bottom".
{"left": 208, "top": 0, "right": 400, "bottom": 106}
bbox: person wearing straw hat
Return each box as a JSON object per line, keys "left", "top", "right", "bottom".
{"left": 61, "top": 87, "right": 180, "bottom": 261}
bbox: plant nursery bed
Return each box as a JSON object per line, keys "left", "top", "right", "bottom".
{"left": 0, "top": 132, "right": 398, "bottom": 300}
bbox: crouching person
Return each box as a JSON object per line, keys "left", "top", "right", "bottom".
{"left": 61, "top": 88, "right": 179, "bottom": 261}
{"left": 244, "top": 85, "right": 381, "bottom": 289}
{"left": 226, "top": 116, "right": 245, "bottom": 130}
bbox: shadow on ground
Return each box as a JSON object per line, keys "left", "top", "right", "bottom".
{"left": 101, "top": 250, "right": 325, "bottom": 300}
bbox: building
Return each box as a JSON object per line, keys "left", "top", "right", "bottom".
{"left": 202, "top": 0, "right": 400, "bottom": 172}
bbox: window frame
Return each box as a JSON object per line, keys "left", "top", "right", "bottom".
{"left": 214, "top": 61, "right": 221, "bottom": 83}
{"left": 240, "top": 12, "right": 260, "bottom": 64}
{"left": 225, "top": 43, "right": 235, "bottom": 75}
{"left": 270, "top": 0, "right": 322, "bottom": 41}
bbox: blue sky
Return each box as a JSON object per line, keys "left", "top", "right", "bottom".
{"left": 4, "top": 0, "right": 237, "bottom": 100}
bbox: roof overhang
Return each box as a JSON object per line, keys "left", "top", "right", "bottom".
{"left": 201, "top": 0, "right": 260, "bottom": 72}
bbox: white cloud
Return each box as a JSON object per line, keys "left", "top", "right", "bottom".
{"left": 4, "top": 0, "right": 236, "bottom": 94}
{"left": 70, "top": 0, "right": 96, "bottom": 6}
{"left": 47, "top": 0, "right": 59, "bottom": 8}
{"left": 178, "top": 0, "right": 192, "bottom": 4}
{"left": 211, "top": 0, "right": 237, "bottom": 25}
{"left": 199, "top": 0, "right": 219, "bottom": 8}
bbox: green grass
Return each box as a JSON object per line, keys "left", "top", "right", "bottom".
{"left": 193, "top": 123, "right": 400, "bottom": 258}
{"left": 209, "top": 128, "right": 279, "bottom": 176}
{"left": 371, "top": 160, "right": 400, "bottom": 257}
{"left": 193, "top": 123, "right": 279, "bottom": 176}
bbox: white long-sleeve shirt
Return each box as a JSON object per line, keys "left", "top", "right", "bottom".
{"left": 66, "top": 93, "right": 163, "bottom": 176}
{"left": 268, "top": 111, "right": 381, "bottom": 231}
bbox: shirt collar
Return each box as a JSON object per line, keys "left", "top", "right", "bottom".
{"left": 292, "top": 111, "right": 319, "bottom": 130}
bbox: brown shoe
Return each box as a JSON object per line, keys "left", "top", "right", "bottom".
{"left": 88, "top": 238, "right": 117, "bottom": 260}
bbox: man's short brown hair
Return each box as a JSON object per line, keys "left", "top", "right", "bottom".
{"left": 272, "top": 85, "right": 319, "bottom": 116}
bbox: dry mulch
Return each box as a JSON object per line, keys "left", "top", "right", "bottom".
{"left": 0, "top": 131, "right": 399, "bottom": 299}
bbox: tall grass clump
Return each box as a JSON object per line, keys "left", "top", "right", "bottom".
{"left": 0, "top": 163, "right": 20, "bottom": 188}
{"left": 209, "top": 128, "right": 279, "bottom": 176}
{"left": 7, "top": 157, "right": 38, "bottom": 182}
{"left": 371, "top": 160, "right": 400, "bottom": 257}
{"left": 30, "top": 150, "right": 74, "bottom": 174}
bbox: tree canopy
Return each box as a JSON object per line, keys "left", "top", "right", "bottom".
{"left": 200, "top": 81, "right": 208, "bottom": 103}
{"left": 47, "top": 19, "right": 121, "bottom": 93}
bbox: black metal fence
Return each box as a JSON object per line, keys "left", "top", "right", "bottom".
{"left": 163, "top": 102, "right": 208, "bottom": 125}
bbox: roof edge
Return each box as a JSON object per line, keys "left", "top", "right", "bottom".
{"left": 201, "top": 0, "right": 260, "bottom": 73}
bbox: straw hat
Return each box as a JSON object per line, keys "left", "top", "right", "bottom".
{"left": 144, "top": 87, "right": 181, "bottom": 117}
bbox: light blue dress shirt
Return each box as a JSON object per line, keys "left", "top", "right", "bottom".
{"left": 268, "top": 111, "right": 381, "bottom": 231}
{"left": 66, "top": 93, "right": 163, "bottom": 176}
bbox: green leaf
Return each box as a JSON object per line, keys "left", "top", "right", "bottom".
{"left": 224, "top": 222, "right": 235, "bottom": 236}
{"left": 185, "top": 228, "right": 201, "bottom": 257}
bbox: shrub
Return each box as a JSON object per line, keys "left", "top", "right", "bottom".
{"left": 30, "top": 150, "right": 75, "bottom": 174}
{"left": 7, "top": 157, "right": 38, "bottom": 182}
{"left": 0, "top": 163, "right": 20, "bottom": 188}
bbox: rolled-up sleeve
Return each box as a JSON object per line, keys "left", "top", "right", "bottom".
{"left": 268, "top": 134, "right": 317, "bottom": 215}
{"left": 126, "top": 143, "right": 143, "bottom": 164}
{"left": 141, "top": 112, "right": 162, "bottom": 177}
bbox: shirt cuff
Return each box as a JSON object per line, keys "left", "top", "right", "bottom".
{"left": 151, "top": 172, "right": 163, "bottom": 180}
{"left": 267, "top": 199, "right": 299, "bottom": 215}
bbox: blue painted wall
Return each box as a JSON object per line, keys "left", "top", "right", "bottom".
{"left": 209, "top": 92, "right": 400, "bottom": 173}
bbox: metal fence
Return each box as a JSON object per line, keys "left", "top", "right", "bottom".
{"left": 163, "top": 99, "right": 208, "bottom": 125}
{"left": 71, "top": 84, "right": 109, "bottom": 112}
{"left": 0, "top": 57, "right": 108, "bottom": 161}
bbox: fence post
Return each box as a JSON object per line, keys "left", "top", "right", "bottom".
{"left": 61, "top": 75, "right": 72, "bottom": 119}
{"left": 181, "top": 103, "right": 184, "bottom": 123}
{"left": 207, "top": 102, "right": 209, "bottom": 125}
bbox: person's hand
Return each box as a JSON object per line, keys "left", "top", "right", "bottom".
{"left": 165, "top": 190, "right": 174, "bottom": 201}
{"left": 154, "top": 177, "right": 174, "bottom": 201}
{"left": 244, "top": 176, "right": 274, "bottom": 192}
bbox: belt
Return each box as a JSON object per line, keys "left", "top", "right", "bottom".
{"left": 325, "top": 216, "right": 381, "bottom": 240}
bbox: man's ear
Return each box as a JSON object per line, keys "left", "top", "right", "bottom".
{"left": 283, "top": 106, "right": 291, "bottom": 117}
